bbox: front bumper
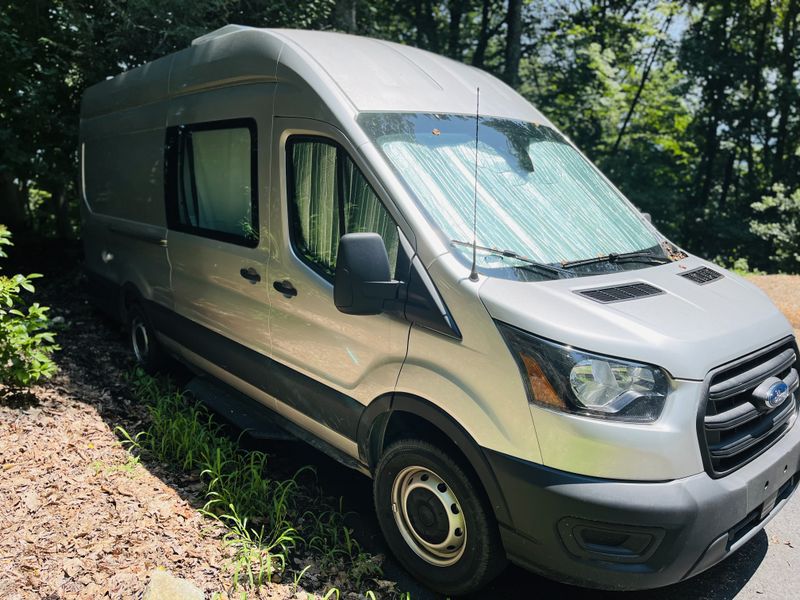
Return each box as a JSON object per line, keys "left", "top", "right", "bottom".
{"left": 486, "top": 416, "right": 800, "bottom": 591}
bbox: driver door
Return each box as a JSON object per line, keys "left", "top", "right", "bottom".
{"left": 266, "top": 117, "right": 411, "bottom": 449}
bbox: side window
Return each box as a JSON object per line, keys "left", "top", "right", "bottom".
{"left": 287, "top": 137, "right": 398, "bottom": 280}
{"left": 166, "top": 119, "right": 258, "bottom": 246}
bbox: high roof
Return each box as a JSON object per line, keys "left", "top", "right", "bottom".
{"left": 259, "top": 28, "right": 547, "bottom": 123}
{"left": 82, "top": 25, "right": 550, "bottom": 125}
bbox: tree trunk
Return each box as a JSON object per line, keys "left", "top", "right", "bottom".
{"left": 448, "top": 0, "right": 465, "bottom": 59}
{"left": 611, "top": 13, "right": 673, "bottom": 155}
{"left": 719, "top": 149, "right": 736, "bottom": 208}
{"left": 415, "top": 0, "right": 425, "bottom": 47}
{"left": 332, "top": 0, "right": 357, "bottom": 33}
{"left": 690, "top": 0, "right": 733, "bottom": 249}
{"left": 415, "top": 0, "right": 440, "bottom": 52}
{"left": 472, "top": 0, "right": 492, "bottom": 68}
{"left": 0, "top": 173, "right": 27, "bottom": 231}
{"left": 774, "top": 0, "right": 798, "bottom": 183}
{"left": 19, "top": 181, "right": 32, "bottom": 231}
{"left": 739, "top": 0, "right": 772, "bottom": 193}
{"left": 53, "top": 185, "right": 71, "bottom": 239}
{"left": 504, "top": 0, "right": 522, "bottom": 87}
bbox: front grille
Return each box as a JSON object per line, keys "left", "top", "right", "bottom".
{"left": 576, "top": 283, "right": 664, "bottom": 304}
{"left": 679, "top": 266, "right": 723, "bottom": 285}
{"left": 702, "top": 340, "right": 799, "bottom": 477}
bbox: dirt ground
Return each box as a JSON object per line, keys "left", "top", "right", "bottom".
{"left": 750, "top": 274, "right": 800, "bottom": 336}
{"left": 0, "top": 243, "right": 798, "bottom": 599}
{"left": 0, "top": 260, "right": 303, "bottom": 599}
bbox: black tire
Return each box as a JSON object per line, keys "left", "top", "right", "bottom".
{"left": 127, "top": 303, "right": 164, "bottom": 374}
{"left": 373, "top": 438, "right": 506, "bottom": 596}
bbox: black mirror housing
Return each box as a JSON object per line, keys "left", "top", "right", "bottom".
{"left": 334, "top": 233, "right": 399, "bottom": 315}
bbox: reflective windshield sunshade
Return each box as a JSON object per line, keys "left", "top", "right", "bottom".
{"left": 359, "top": 113, "right": 662, "bottom": 270}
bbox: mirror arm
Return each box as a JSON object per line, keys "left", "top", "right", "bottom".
{"left": 376, "top": 280, "right": 406, "bottom": 315}
{"left": 362, "top": 280, "right": 402, "bottom": 300}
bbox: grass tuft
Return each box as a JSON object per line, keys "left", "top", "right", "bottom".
{"left": 116, "top": 368, "right": 407, "bottom": 598}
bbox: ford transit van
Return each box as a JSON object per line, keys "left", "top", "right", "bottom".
{"left": 80, "top": 25, "right": 800, "bottom": 595}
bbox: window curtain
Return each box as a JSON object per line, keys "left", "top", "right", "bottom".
{"left": 190, "top": 128, "right": 252, "bottom": 237}
{"left": 291, "top": 141, "right": 399, "bottom": 276}
{"left": 291, "top": 142, "right": 340, "bottom": 271}
{"left": 341, "top": 158, "right": 399, "bottom": 271}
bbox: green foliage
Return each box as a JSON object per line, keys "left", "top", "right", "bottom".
{"left": 524, "top": 2, "right": 696, "bottom": 242}
{"left": 712, "top": 256, "right": 766, "bottom": 277}
{"left": 302, "top": 499, "right": 383, "bottom": 588}
{"left": 2, "top": 1, "right": 800, "bottom": 269}
{"left": 0, "top": 226, "right": 58, "bottom": 388}
{"left": 751, "top": 184, "right": 800, "bottom": 273}
{"left": 119, "top": 369, "right": 401, "bottom": 597}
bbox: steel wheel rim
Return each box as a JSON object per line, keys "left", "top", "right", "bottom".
{"left": 391, "top": 465, "right": 467, "bottom": 567}
{"left": 131, "top": 317, "right": 149, "bottom": 363}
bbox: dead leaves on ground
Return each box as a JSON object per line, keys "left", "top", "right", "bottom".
{"left": 0, "top": 381, "right": 234, "bottom": 599}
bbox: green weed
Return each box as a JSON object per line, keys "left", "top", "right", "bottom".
{"left": 91, "top": 454, "right": 141, "bottom": 477}
{"left": 118, "top": 368, "right": 405, "bottom": 598}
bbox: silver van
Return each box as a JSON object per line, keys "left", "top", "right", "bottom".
{"left": 80, "top": 25, "right": 800, "bottom": 595}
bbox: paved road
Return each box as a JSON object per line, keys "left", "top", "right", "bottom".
{"left": 259, "top": 437, "right": 799, "bottom": 600}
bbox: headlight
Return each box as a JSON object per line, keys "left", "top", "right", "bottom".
{"left": 497, "top": 322, "right": 669, "bottom": 422}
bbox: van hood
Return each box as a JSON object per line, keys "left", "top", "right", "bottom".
{"left": 479, "top": 257, "right": 794, "bottom": 380}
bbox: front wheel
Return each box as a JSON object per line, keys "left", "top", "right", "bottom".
{"left": 373, "top": 439, "right": 506, "bottom": 596}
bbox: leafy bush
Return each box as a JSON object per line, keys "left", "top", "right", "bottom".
{"left": 0, "top": 226, "right": 58, "bottom": 388}
{"left": 750, "top": 185, "right": 800, "bottom": 274}
{"left": 712, "top": 256, "right": 765, "bottom": 277}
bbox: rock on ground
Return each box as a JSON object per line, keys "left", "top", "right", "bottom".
{"left": 142, "top": 570, "right": 204, "bottom": 600}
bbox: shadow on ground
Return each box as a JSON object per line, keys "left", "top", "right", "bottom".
{"left": 6, "top": 236, "right": 770, "bottom": 599}
{"left": 242, "top": 434, "right": 769, "bottom": 600}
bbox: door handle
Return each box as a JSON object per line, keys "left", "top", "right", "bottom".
{"left": 240, "top": 267, "right": 261, "bottom": 284}
{"left": 272, "top": 280, "right": 298, "bottom": 297}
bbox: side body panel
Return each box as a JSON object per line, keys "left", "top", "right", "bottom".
{"left": 80, "top": 74, "right": 172, "bottom": 313}
{"left": 267, "top": 115, "right": 411, "bottom": 428}
{"left": 164, "top": 84, "right": 274, "bottom": 355}
{"left": 395, "top": 253, "right": 543, "bottom": 466}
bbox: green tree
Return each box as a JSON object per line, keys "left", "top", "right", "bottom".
{"left": 751, "top": 183, "right": 800, "bottom": 272}
{"left": 680, "top": 0, "right": 799, "bottom": 267}
{"left": 2, "top": 0, "right": 800, "bottom": 272}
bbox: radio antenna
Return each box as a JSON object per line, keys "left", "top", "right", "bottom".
{"left": 469, "top": 87, "right": 480, "bottom": 282}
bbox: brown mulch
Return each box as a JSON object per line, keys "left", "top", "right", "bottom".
{"left": 0, "top": 382, "right": 231, "bottom": 599}
{"left": 0, "top": 264, "right": 300, "bottom": 599}
{"left": 749, "top": 274, "right": 800, "bottom": 337}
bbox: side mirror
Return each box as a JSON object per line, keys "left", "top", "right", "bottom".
{"left": 642, "top": 212, "right": 652, "bottom": 224}
{"left": 334, "top": 233, "right": 400, "bottom": 315}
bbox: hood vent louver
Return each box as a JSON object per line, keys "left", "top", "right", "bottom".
{"left": 576, "top": 282, "right": 664, "bottom": 304}
{"left": 679, "top": 267, "right": 723, "bottom": 285}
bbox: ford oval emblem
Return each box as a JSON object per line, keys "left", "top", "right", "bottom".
{"left": 766, "top": 381, "right": 790, "bottom": 408}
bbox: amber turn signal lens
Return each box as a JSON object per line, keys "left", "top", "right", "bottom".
{"left": 520, "top": 353, "right": 566, "bottom": 410}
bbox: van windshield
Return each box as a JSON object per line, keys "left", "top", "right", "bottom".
{"left": 358, "top": 112, "right": 666, "bottom": 280}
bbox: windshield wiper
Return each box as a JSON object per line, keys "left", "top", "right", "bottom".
{"left": 560, "top": 251, "right": 672, "bottom": 269}
{"left": 451, "top": 240, "right": 570, "bottom": 279}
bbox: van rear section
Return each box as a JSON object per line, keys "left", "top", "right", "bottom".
{"left": 81, "top": 26, "right": 800, "bottom": 596}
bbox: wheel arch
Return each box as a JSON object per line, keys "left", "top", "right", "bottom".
{"left": 119, "top": 281, "right": 145, "bottom": 322}
{"left": 358, "top": 392, "right": 512, "bottom": 527}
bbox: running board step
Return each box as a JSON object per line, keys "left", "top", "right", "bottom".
{"left": 185, "top": 377, "right": 296, "bottom": 441}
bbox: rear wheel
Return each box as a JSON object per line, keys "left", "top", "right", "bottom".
{"left": 373, "top": 438, "right": 506, "bottom": 595}
{"left": 127, "top": 303, "right": 164, "bottom": 373}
